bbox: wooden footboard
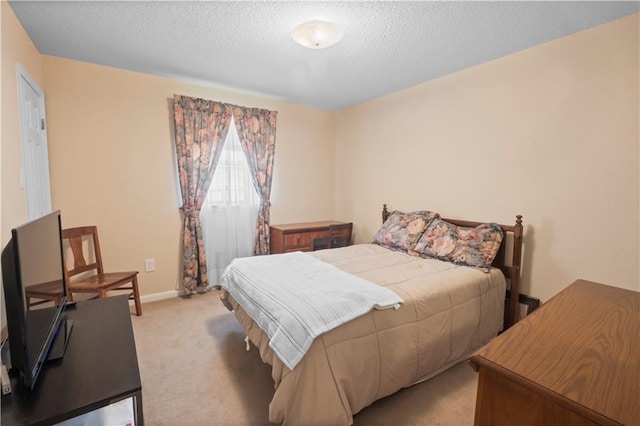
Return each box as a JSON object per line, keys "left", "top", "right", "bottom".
{"left": 381, "top": 204, "right": 524, "bottom": 329}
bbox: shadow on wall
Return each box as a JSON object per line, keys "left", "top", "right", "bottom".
{"left": 520, "top": 223, "right": 535, "bottom": 297}
{"left": 521, "top": 219, "right": 572, "bottom": 302}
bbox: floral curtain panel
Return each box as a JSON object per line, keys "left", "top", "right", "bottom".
{"left": 173, "top": 95, "right": 232, "bottom": 294}
{"left": 232, "top": 107, "right": 278, "bottom": 255}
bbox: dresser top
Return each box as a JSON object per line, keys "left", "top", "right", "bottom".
{"left": 271, "top": 221, "right": 345, "bottom": 232}
{"left": 472, "top": 279, "right": 640, "bottom": 425}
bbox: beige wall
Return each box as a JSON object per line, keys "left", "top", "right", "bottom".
{"left": 42, "top": 56, "right": 335, "bottom": 297}
{"left": 335, "top": 14, "right": 640, "bottom": 302}
{"left": 1, "top": 1, "right": 46, "bottom": 330}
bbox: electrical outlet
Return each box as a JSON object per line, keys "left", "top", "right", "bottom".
{"left": 144, "top": 258, "right": 156, "bottom": 272}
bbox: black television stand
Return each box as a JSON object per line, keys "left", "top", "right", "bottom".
{"left": 1, "top": 295, "right": 143, "bottom": 425}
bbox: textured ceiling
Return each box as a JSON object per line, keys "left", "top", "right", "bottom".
{"left": 9, "top": 1, "right": 639, "bottom": 111}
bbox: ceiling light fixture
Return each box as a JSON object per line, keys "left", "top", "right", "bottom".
{"left": 292, "top": 20, "right": 343, "bottom": 49}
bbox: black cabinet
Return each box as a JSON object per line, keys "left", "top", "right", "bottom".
{"left": 1, "top": 295, "right": 143, "bottom": 425}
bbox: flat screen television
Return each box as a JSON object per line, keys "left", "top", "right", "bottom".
{"left": 1, "top": 210, "right": 69, "bottom": 389}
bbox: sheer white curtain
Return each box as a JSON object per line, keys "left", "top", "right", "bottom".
{"left": 200, "top": 118, "right": 259, "bottom": 287}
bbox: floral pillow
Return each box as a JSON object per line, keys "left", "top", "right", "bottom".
{"left": 372, "top": 210, "right": 440, "bottom": 252}
{"left": 412, "top": 218, "right": 504, "bottom": 269}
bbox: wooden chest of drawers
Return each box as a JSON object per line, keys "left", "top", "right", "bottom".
{"left": 270, "top": 221, "right": 346, "bottom": 254}
{"left": 470, "top": 279, "right": 640, "bottom": 426}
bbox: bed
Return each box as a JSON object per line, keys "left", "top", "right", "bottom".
{"left": 218, "top": 205, "right": 524, "bottom": 425}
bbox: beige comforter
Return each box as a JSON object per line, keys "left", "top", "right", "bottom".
{"left": 220, "top": 244, "right": 505, "bottom": 425}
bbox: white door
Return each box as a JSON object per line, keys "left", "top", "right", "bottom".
{"left": 18, "top": 65, "right": 52, "bottom": 220}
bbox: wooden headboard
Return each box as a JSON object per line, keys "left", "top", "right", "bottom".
{"left": 382, "top": 204, "right": 523, "bottom": 329}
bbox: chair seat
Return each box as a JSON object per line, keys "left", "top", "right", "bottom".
{"left": 26, "top": 280, "right": 65, "bottom": 298}
{"left": 68, "top": 271, "right": 139, "bottom": 292}
{"left": 25, "top": 281, "right": 66, "bottom": 308}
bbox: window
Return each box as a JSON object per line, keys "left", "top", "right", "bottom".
{"left": 203, "top": 119, "right": 259, "bottom": 208}
{"left": 200, "top": 118, "right": 259, "bottom": 286}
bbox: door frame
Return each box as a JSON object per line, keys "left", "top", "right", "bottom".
{"left": 17, "top": 64, "right": 52, "bottom": 220}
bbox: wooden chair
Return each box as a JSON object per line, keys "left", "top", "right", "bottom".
{"left": 62, "top": 226, "right": 142, "bottom": 316}
{"left": 25, "top": 279, "right": 67, "bottom": 310}
{"left": 328, "top": 223, "right": 353, "bottom": 248}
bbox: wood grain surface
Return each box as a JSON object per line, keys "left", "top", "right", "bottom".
{"left": 471, "top": 279, "right": 639, "bottom": 425}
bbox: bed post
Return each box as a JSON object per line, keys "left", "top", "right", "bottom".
{"left": 507, "top": 215, "right": 524, "bottom": 328}
{"left": 382, "top": 204, "right": 389, "bottom": 223}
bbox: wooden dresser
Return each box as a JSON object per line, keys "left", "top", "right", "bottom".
{"left": 270, "top": 221, "right": 346, "bottom": 254}
{"left": 470, "top": 279, "right": 639, "bottom": 426}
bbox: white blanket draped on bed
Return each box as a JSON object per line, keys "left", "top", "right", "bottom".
{"left": 220, "top": 251, "right": 403, "bottom": 369}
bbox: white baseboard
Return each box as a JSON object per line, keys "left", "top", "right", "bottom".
{"left": 138, "top": 290, "right": 179, "bottom": 304}
{"left": 129, "top": 288, "right": 217, "bottom": 307}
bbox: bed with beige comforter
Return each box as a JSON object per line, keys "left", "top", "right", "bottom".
{"left": 219, "top": 243, "right": 505, "bottom": 425}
